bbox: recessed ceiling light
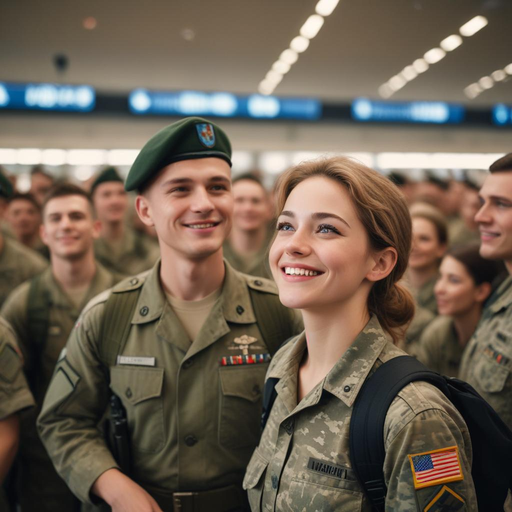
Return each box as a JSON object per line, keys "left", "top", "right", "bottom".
{"left": 491, "top": 70, "right": 506, "bottom": 82}
{"left": 412, "top": 59, "right": 429, "bottom": 73}
{"left": 315, "top": 0, "right": 340, "bottom": 17}
{"left": 440, "top": 34, "right": 462, "bottom": 52}
{"left": 280, "top": 49, "right": 299, "bottom": 65}
{"left": 478, "top": 76, "right": 494, "bottom": 89}
{"left": 505, "top": 63, "right": 512, "bottom": 75}
{"left": 389, "top": 75, "right": 406, "bottom": 91}
{"left": 290, "top": 36, "right": 310, "bottom": 53}
{"left": 272, "top": 61, "right": 291, "bottom": 74}
{"left": 181, "top": 28, "right": 196, "bottom": 41}
{"left": 401, "top": 65, "right": 418, "bottom": 81}
{"left": 459, "top": 16, "right": 488, "bottom": 37}
{"left": 265, "top": 70, "right": 283, "bottom": 84}
{"left": 83, "top": 17, "right": 97, "bottom": 30}
{"left": 378, "top": 84, "right": 393, "bottom": 98}
{"left": 424, "top": 48, "right": 446, "bottom": 64}
{"left": 300, "top": 14, "right": 324, "bottom": 39}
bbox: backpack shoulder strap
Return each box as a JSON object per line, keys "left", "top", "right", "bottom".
{"left": 248, "top": 284, "right": 296, "bottom": 356}
{"left": 98, "top": 282, "right": 143, "bottom": 369}
{"left": 349, "top": 356, "right": 443, "bottom": 511}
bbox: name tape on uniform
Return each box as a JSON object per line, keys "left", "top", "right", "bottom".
{"left": 116, "top": 356, "right": 156, "bottom": 367}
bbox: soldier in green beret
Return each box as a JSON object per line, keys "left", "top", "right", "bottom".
{"left": 38, "top": 117, "right": 301, "bottom": 512}
{"left": 91, "top": 166, "right": 160, "bottom": 276}
{"left": 0, "top": 169, "right": 47, "bottom": 308}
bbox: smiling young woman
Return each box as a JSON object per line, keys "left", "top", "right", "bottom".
{"left": 243, "top": 157, "right": 478, "bottom": 511}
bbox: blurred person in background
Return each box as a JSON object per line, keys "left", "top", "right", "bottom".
{"left": 460, "top": 153, "right": 512, "bottom": 430}
{"left": 406, "top": 203, "right": 448, "bottom": 314}
{"left": 387, "top": 171, "right": 416, "bottom": 205}
{"left": 0, "top": 318, "right": 35, "bottom": 512}
{"left": 457, "top": 174, "right": 484, "bottom": 245}
{"left": 91, "top": 166, "right": 159, "bottom": 275}
{"left": 0, "top": 172, "right": 47, "bottom": 308}
{"left": 417, "top": 243, "right": 503, "bottom": 377}
{"left": 7, "top": 193, "right": 49, "bottom": 259}
{"left": 223, "top": 173, "right": 273, "bottom": 279}
{"left": 29, "top": 166, "right": 54, "bottom": 206}
{"left": 1, "top": 183, "right": 123, "bottom": 512}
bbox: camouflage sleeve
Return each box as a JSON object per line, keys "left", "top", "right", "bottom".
{"left": 0, "top": 321, "right": 35, "bottom": 419}
{"left": 37, "top": 296, "right": 119, "bottom": 504}
{"left": 383, "top": 383, "right": 477, "bottom": 511}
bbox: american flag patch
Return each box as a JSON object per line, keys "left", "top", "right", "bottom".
{"left": 408, "top": 446, "right": 463, "bottom": 489}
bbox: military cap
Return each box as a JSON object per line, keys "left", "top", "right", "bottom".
{"left": 0, "top": 167, "right": 13, "bottom": 199}
{"left": 125, "top": 117, "right": 232, "bottom": 192}
{"left": 90, "top": 167, "right": 124, "bottom": 194}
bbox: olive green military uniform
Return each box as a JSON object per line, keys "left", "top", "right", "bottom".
{"left": 459, "top": 275, "right": 512, "bottom": 430}
{"left": 1, "top": 263, "right": 121, "bottom": 512}
{"left": 400, "top": 305, "right": 435, "bottom": 358}
{"left": 38, "top": 261, "right": 301, "bottom": 510}
{"left": 223, "top": 240, "right": 273, "bottom": 280}
{"left": 411, "top": 276, "right": 438, "bottom": 315}
{"left": 244, "top": 316, "right": 477, "bottom": 511}
{"left": 0, "top": 237, "right": 47, "bottom": 307}
{"left": 416, "top": 316, "right": 463, "bottom": 378}
{"left": 94, "top": 227, "right": 160, "bottom": 276}
{"left": 0, "top": 318, "right": 35, "bottom": 511}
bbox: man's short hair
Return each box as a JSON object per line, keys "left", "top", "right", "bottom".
{"left": 42, "top": 183, "right": 94, "bottom": 215}
{"left": 30, "top": 165, "right": 54, "bottom": 180}
{"left": 233, "top": 173, "right": 266, "bottom": 190}
{"left": 489, "top": 153, "right": 512, "bottom": 173}
{"left": 9, "top": 193, "right": 41, "bottom": 212}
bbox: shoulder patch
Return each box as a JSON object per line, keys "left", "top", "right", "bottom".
{"left": 424, "top": 485, "right": 465, "bottom": 511}
{"left": 408, "top": 446, "right": 463, "bottom": 490}
{"left": 246, "top": 276, "right": 278, "bottom": 295}
{"left": 111, "top": 271, "right": 149, "bottom": 293}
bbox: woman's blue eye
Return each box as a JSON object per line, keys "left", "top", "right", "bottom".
{"left": 318, "top": 224, "right": 340, "bottom": 234}
{"left": 277, "top": 222, "right": 293, "bottom": 231}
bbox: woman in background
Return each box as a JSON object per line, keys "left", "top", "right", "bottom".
{"left": 417, "top": 243, "right": 503, "bottom": 377}
{"left": 244, "top": 157, "right": 477, "bottom": 511}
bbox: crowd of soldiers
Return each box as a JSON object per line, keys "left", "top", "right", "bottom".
{"left": 0, "top": 116, "right": 510, "bottom": 511}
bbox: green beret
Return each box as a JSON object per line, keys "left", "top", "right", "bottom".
{"left": 125, "top": 117, "right": 232, "bottom": 192}
{"left": 0, "top": 168, "right": 13, "bottom": 199}
{"left": 91, "top": 167, "right": 124, "bottom": 194}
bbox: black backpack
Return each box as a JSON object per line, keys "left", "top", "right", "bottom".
{"left": 262, "top": 355, "right": 512, "bottom": 512}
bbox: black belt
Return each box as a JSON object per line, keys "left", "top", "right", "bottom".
{"left": 159, "top": 485, "right": 249, "bottom": 512}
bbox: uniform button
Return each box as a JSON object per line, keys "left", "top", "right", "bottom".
{"left": 252, "top": 384, "right": 261, "bottom": 396}
{"left": 183, "top": 358, "right": 194, "bottom": 369}
{"left": 271, "top": 475, "right": 278, "bottom": 489}
{"left": 254, "top": 280, "right": 263, "bottom": 287}
{"left": 130, "top": 278, "right": 139, "bottom": 285}
{"left": 125, "top": 387, "right": 133, "bottom": 398}
{"left": 344, "top": 385, "right": 351, "bottom": 393}
{"left": 283, "top": 420, "right": 294, "bottom": 435}
{"left": 140, "top": 306, "right": 149, "bottom": 316}
{"left": 236, "top": 305, "right": 245, "bottom": 315}
{"left": 184, "top": 435, "right": 198, "bottom": 447}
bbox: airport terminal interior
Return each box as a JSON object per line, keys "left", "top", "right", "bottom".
{"left": 1, "top": 0, "right": 512, "bottom": 511}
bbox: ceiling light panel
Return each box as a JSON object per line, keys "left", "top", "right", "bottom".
{"left": 256, "top": 2, "right": 341, "bottom": 95}
{"left": 379, "top": 15, "right": 488, "bottom": 99}
{"left": 464, "top": 60, "right": 512, "bottom": 99}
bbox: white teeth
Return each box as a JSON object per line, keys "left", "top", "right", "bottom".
{"left": 188, "top": 223, "right": 215, "bottom": 229}
{"left": 284, "top": 267, "right": 318, "bottom": 276}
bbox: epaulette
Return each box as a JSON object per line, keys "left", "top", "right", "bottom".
{"left": 111, "top": 270, "right": 150, "bottom": 294}
{"left": 80, "top": 288, "right": 112, "bottom": 316}
{"left": 246, "top": 275, "right": 278, "bottom": 295}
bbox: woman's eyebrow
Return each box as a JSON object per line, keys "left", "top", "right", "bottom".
{"left": 280, "top": 210, "right": 350, "bottom": 228}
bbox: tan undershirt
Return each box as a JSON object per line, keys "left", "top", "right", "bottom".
{"left": 165, "top": 287, "right": 222, "bottom": 342}
{"left": 64, "top": 283, "right": 91, "bottom": 310}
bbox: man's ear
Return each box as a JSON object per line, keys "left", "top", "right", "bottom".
{"left": 40, "top": 223, "right": 48, "bottom": 246}
{"left": 366, "top": 247, "right": 398, "bottom": 283}
{"left": 135, "top": 194, "right": 154, "bottom": 227}
{"left": 91, "top": 219, "right": 102, "bottom": 240}
{"left": 475, "top": 282, "right": 492, "bottom": 304}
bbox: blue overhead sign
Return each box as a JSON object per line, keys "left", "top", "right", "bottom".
{"left": 492, "top": 104, "right": 512, "bottom": 126}
{"left": 0, "top": 82, "right": 95, "bottom": 112}
{"left": 351, "top": 98, "right": 465, "bottom": 124}
{"left": 128, "top": 89, "right": 322, "bottom": 120}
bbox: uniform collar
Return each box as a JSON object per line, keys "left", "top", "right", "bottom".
{"left": 131, "top": 259, "right": 257, "bottom": 325}
{"left": 487, "top": 275, "right": 512, "bottom": 314}
{"left": 268, "top": 315, "right": 388, "bottom": 410}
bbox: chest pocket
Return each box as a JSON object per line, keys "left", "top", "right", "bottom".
{"left": 218, "top": 364, "right": 268, "bottom": 450}
{"left": 474, "top": 344, "right": 511, "bottom": 394}
{"left": 243, "top": 449, "right": 269, "bottom": 511}
{"left": 110, "top": 366, "right": 165, "bottom": 453}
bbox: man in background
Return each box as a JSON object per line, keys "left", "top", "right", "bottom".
{"left": 29, "top": 166, "right": 54, "bottom": 206}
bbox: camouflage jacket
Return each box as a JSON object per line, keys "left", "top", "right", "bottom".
{"left": 244, "top": 316, "right": 477, "bottom": 511}
{"left": 459, "top": 275, "right": 512, "bottom": 430}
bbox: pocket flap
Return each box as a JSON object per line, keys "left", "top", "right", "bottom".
{"left": 219, "top": 365, "right": 267, "bottom": 403}
{"left": 110, "top": 366, "right": 164, "bottom": 405}
{"left": 243, "top": 450, "right": 269, "bottom": 490}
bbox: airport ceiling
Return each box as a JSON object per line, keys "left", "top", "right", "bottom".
{"left": 1, "top": 0, "right": 512, "bottom": 107}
